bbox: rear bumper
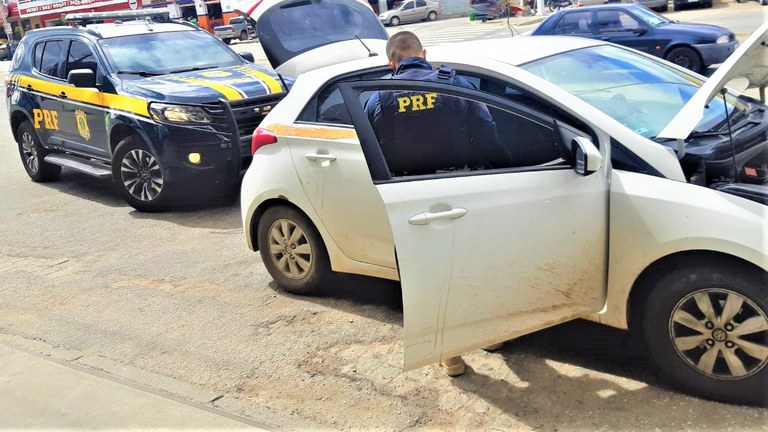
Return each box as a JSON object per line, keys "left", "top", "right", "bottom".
{"left": 693, "top": 40, "right": 739, "bottom": 66}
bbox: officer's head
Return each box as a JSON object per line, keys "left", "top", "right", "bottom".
{"left": 386, "top": 31, "right": 427, "bottom": 71}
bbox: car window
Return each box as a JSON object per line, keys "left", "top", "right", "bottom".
{"left": 298, "top": 67, "right": 390, "bottom": 125}
{"left": 358, "top": 88, "right": 567, "bottom": 178}
{"left": 416, "top": 0, "right": 427, "bottom": 6}
{"left": 33, "top": 41, "right": 44, "bottom": 70}
{"left": 596, "top": 10, "right": 640, "bottom": 33}
{"left": 553, "top": 11, "right": 593, "bottom": 35}
{"left": 66, "top": 40, "right": 99, "bottom": 78}
{"left": 230, "top": 18, "right": 244, "bottom": 24}
{"left": 402, "top": 2, "right": 414, "bottom": 9}
{"left": 40, "top": 40, "right": 64, "bottom": 79}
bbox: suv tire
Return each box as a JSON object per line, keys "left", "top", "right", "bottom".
{"left": 16, "top": 121, "right": 61, "bottom": 182}
{"left": 643, "top": 262, "right": 768, "bottom": 406}
{"left": 257, "top": 205, "right": 334, "bottom": 295}
{"left": 112, "top": 135, "right": 170, "bottom": 212}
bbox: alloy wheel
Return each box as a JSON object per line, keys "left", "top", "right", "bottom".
{"left": 21, "top": 131, "right": 39, "bottom": 174}
{"left": 267, "top": 219, "right": 313, "bottom": 280}
{"left": 120, "top": 149, "right": 163, "bottom": 202}
{"left": 669, "top": 288, "right": 768, "bottom": 380}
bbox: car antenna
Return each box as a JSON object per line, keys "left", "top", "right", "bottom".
{"left": 355, "top": 35, "right": 378, "bottom": 57}
{"left": 721, "top": 88, "right": 740, "bottom": 183}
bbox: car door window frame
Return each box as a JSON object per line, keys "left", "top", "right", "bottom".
{"left": 64, "top": 38, "right": 101, "bottom": 83}
{"left": 37, "top": 39, "right": 66, "bottom": 81}
{"left": 339, "top": 80, "right": 573, "bottom": 184}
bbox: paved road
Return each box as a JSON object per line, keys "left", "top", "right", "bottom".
{"left": 0, "top": 4, "right": 766, "bottom": 431}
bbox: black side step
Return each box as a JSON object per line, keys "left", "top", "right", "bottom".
{"left": 44, "top": 154, "right": 112, "bottom": 179}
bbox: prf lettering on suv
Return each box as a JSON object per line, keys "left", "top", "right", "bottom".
{"left": 4, "top": 9, "right": 290, "bottom": 211}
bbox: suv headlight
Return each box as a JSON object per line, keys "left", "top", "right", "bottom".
{"left": 149, "top": 103, "right": 211, "bottom": 124}
{"left": 716, "top": 35, "right": 730, "bottom": 44}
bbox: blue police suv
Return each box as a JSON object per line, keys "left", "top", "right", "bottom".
{"left": 5, "top": 9, "right": 289, "bottom": 211}
{"left": 531, "top": 5, "right": 738, "bottom": 72}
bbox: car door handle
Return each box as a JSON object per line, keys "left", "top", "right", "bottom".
{"left": 408, "top": 208, "right": 468, "bottom": 225}
{"left": 305, "top": 153, "right": 337, "bottom": 162}
{"left": 58, "top": 92, "right": 67, "bottom": 99}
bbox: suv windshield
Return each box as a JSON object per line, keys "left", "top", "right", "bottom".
{"left": 99, "top": 30, "right": 242, "bottom": 76}
{"left": 521, "top": 45, "right": 748, "bottom": 140}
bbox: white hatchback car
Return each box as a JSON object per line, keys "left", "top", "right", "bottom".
{"left": 243, "top": 0, "right": 767, "bottom": 406}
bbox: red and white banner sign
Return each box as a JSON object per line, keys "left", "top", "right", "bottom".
{"left": 18, "top": 0, "right": 129, "bottom": 18}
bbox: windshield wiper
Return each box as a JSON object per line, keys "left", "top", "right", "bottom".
{"left": 116, "top": 70, "right": 163, "bottom": 77}
{"left": 169, "top": 66, "right": 216, "bottom": 74}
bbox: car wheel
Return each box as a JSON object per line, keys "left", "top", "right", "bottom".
{"left": 665, "top": 46, "right": 703, "bottom": 72}
{"left": 703, "top": 0, "right": 712, "bottom": 7}
{"left": 16, "top": 121, "right": 61, "bottom": 182}
{"left": 239, "top": 30, "right": 248, "bottom": 41}
{"left": 222, "top": 38, "right": 232, "bottom": 45}
{"left": 643, "top": 262, "right": 768, "bottom": 406}
{"left": 257, "top": 205, "right": 334, "bottom": 295}
{"left": 427, "top": 10, "right": 438, "bottom": 21}
{"left": 659, "top": 3, "right": 668, "bottom": 11}
{"left": 112, "top": 136, "right": 170, "bottom": 212}
{"left": 390, "top": 16, "right": 400, "bottom": 26}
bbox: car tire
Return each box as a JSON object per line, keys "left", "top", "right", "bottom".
{"left": 112, "top": 135, "right": 170, "bottom": 212}
{"left": 642, "top": 261, "right": 768, "bottom": 406}
{"left": 427, "top": 10, "right": 438, "bottom": 21}
{"left": 257, "top": 205, "right": 334, "bottom": 295}
{"left": 390, "top": 16, "right": 400, "bottom": 26}
{"left": 16, "top": 121, "right": 61, "bottom": 182}
{"left": 659, "top": 3, "right": 668, "bottom": 11}
{"left": 665, "top": 46, "right": 703, "bottom": 72}
{"left": 703, "top": 0, "right": 712, "bottom": 7}
{"left": 239, "top": 30, "right": 248, "bottom": 41}
{"left": 222, "top": 38, "right": 232, "bottom": 45}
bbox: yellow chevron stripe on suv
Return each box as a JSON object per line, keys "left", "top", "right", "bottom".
{"left": 15, "top": 74, "right": 150, "bottom": 118}
{"left": 235, "top": 67, "right": 283, "bottom": 94}
{"left": 167, "top": 76, "right": 246, "bottom": 101}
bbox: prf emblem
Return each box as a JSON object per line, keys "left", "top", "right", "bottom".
{"left": 33, "top": 109, "right": 59, "bottom": 130}
{"left": 397, "top": 93, "right": 438, "bottom": 113}
{"left": 75, "top": 110, "right": 91, "bottom": 140}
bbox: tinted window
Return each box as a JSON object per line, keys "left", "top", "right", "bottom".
{"left": 33, "top": 42, "right": 44, "bottom": 70}
{"left": 66, "top": 41, "right": 98, "bottom": 77}
{"left": 416, "top": 0, "right": 426, "bottom": 6}
{"left": 553, "top": 11, "right": 593, "bottom": 35}
{"left": 360, "top": 88, "right": 566, "bottom": 177}
{"left": 402, "top": 2, "right": 414, "bottom": 9}
{"left": 298, "top": 67, "right": 390, "bottom": 124}
{"left": 230, "top": 17, "right": 244, "bottom": 24}
{"left": 99, "top": 31, "right": 241, "bottom": 75}
{"left": 40, "top": 40, "right": 64, "bottom": 78}
{"left": 257, "top": 0, "right": 388, "bottom": 68}
{"left": 596, "top": 10, "right": 640, "bottom": 33}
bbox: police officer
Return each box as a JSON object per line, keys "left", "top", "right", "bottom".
{"left": 365, "top": 31, "right": 512, "bottom": 177}
{"left": 366, "top": 31, "right": 509, "bottom": 376}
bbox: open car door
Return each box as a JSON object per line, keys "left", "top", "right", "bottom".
{"left": 340, "top": 80, "right": 610, "bottom": 369}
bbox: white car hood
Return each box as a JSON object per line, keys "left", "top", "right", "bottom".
{"left": 657, "top": 20, "right": 768, "bottom": 140}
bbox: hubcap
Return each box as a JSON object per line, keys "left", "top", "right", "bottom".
{"left": 267, "top": 219, "right": 312, "bottom": 280}
{"left": 120, "top": 149, "right": 163, "bottom": 202}
{"left": 669, "top": 288, "right": 768, "bottom": 380}
{"left": 21, "top": 132, "right": 39, "bottom": 174}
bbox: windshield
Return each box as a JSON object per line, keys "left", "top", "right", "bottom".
{"left": 521, "top": 45, "right": 748, "bottom": 140}
{"left": 630, "top": 6, "right": 669, "bottom": 27}
{"left": 99, "top": 30, "right": 242, "bottom": 76}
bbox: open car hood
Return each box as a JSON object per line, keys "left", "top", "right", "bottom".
{"left": 248, "top": 0, "right": 387, "bottom": 77}
{"left": 657, "top": 21, "right": 768, "bottom": 140}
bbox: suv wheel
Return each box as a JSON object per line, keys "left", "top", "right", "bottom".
{"left": 643, "top": 262, "right": 768, "bottom": 406}
{"left": 390, "top": 16, "right": 400, "bottom": 26}
{"left": 16, "top": 121, "right": 61, "bottom": 182}
{"left": 665, "top": 46, "right": 702, "bottom": 72}
{"left": 257, "top": 205, "right": 334, "bottom": 295}
{"left": 112, "top": 135, "right": 170, "bottom": 212}
{"left": 239, "top": 30, "right": 248, "bottom": 41}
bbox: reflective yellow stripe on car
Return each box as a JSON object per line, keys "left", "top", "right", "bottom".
{"left": 234, "top": 67, "right": 283, "bottom": 94}
{"left": 166, "top": 76, "right": 246, "bottom": 101}
{"left": 13, "top": 74, "right": 150, "bottom": 118}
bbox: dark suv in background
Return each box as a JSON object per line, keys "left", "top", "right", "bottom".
{"left": 5, "top": 9, "right": 290, "bottom": 211}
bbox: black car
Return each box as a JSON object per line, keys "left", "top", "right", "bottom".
{"left": 531, "top": 4, "right": 738, "bottom": 72}
{"left": 4, "top": 9, "right": 290, "bottom": 211}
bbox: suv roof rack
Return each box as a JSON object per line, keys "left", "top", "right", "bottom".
{"left": 64, "top": 8, "right": 172, "bottom": 26}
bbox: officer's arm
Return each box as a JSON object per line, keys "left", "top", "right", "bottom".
{"left": 364, "top": 93, "right": 384, "bottom": 137}
{"left": 468, "top": 102, "right": 516, "bottom": 168}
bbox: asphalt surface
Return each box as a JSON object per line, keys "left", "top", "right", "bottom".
{"left": 1, "top": 4, "right": 767, "bottom": 431}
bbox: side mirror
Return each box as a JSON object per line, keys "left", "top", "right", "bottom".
{"left": 67, "top": 69, "right": 96, "bottom": 88}
{"left": 632, "top": 27, "right": 648, "bottom": 35}
{"left": 239, "top": 52, "right": 255, "bottom": 63}
{"left": 572, "top": 136, "right": 602, "bottom": 176}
